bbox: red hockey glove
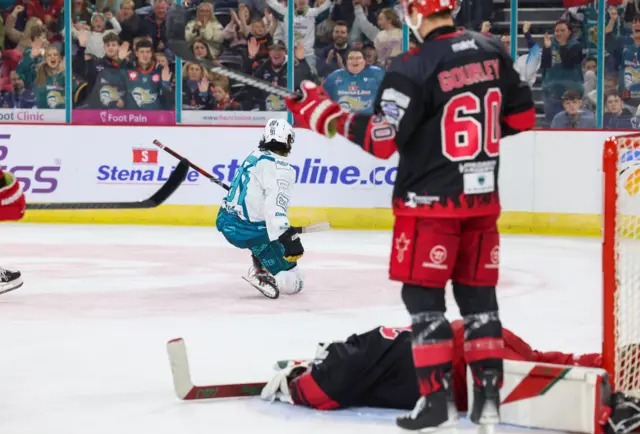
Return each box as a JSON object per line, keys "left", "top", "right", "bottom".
{"left": 285, "top": 81, "right": 344, "bottom": 138}
{"left": 0, "top": 170, "right": 26, "bottom": 222}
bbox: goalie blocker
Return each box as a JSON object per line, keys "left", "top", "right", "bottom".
{"left": 262, "top": 320, "right": 638, "bottom": 434}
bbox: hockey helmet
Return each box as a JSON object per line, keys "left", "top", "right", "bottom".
{"left": 260, "top": 118, "right": 295, "bottom": 155}
{"left": 401, "top": 0, "right": 455, "bottom": 41}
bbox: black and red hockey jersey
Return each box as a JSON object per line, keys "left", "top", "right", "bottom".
{"left": 288, "top": 321, "right": 602, "bottom": 412}
{"left": 336, "top": 26, "right": 536, "bottom": 217}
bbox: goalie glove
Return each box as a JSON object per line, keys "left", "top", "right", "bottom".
{"left": 260, "top": 360, "right": 310, "bottom": 404}
{"left": 606, "top": 393, "right": 640, "bottom": 434}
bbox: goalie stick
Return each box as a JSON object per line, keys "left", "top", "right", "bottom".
{"left": 167, "top": 337, "right": 266, "bottom": 400}
{"left": 152, "top": 140, "right": 331, "bottom": 234}
{"left": 25, "top": 159, "right": 188, "bottom": 210}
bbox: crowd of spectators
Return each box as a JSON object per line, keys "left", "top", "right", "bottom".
{"left": 485, "top": 0, "right": 640, "bottom": 128}
{"left": 5, "top": 0, "right": 639, "bottom": 130}
{"left": 0, "top": 0, "right": 493, "bottom": 115}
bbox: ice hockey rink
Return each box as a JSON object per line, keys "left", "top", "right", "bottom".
{"left": 0, "top": 223, "right": 604, "bottom": 434}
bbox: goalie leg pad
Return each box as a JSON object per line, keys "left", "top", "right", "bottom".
{"left": 474, "top": 359, "right": 611, "bottom": 433}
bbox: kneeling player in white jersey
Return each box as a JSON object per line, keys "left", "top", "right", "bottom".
{"left": 216, "top": 119, "right": 303, "bottom": 299}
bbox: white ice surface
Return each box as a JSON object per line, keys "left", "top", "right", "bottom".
{"left": 0, "top": 224, "right": 603, "bottom": 434}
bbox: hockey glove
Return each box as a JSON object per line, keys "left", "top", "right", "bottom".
{"left": 260, "top": 360, "right": 310, "bottom": 404}
{"left": 278, "top": 227, "right": 304, "bottom": 262}
{"left": 0, "top": 170, "right": 26, "bottom": 222}
{"left": 605, "top": 392, "right": 640, "bottom": 434}
{"left": 285, "top": 81, "right": 344, "bottom": 138}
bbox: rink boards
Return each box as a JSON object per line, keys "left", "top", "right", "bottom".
{"left": 0, "top": 125, "right": 624, "bottom": 235}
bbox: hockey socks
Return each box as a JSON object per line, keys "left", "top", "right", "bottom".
{"left": 410, "top": 311, "right": 454, "bottom": 395}
{"left": 401, "top": 285, "right": 454, "bottom": 396}
{"left": 463, "top": 311, "right": 504, "bottom": 381}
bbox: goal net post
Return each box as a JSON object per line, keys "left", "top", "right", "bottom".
{"left": 602, "top": 133, "right": 640, "bottom": 398}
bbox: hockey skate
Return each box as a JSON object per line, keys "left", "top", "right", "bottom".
{"left": 397, "top": 373, "right": 459, "bottom": 433}
{"left": 0, "top": 268, "right": 23, "bottom": 295}
{"left": 242, "top": 255, "right": 279, "bottom": 299}
{"left": 469, "top": 370, "right": 501, "bottom": 434}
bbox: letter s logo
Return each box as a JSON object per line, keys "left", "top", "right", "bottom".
{"left": 10, "top": 166, "right": 34, "bottom": 192}
{"left": 33, "top": 167, "right": 60, "bottom": 193}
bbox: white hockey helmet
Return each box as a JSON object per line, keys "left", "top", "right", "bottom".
{"left": 260, "top": 118, "right": 295, "bottom": 155}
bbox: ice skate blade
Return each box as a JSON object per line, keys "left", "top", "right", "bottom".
{"left": 242, "top": 276, "right": 279, "bottom": 299}
{"left": 476, "top": 424, "right": 496, "bottom": 434}
{"left": 0, "top": 278, "right": 23, "bottom": 295}
{"left": 397, "top": 423, "right": 458, "bottom": 434}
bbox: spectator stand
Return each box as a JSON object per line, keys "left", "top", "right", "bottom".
{"left": 0, "top": 0, "right": 630, "bottom": 130}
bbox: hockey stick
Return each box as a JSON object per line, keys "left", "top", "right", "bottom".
{"left": 167, "top": 337, "right": 266, "bottom": 400}
{"left": 166, "top": 3, "right": 297, "bottom": 99}
{"left": 294, "top": 222, "right": 330, "bottom": 234}
{"left": 152, "top": 140, "right": 331, "bottom": 234}
{"left": 25, "top": 159, "right": 189, "bottom": 210}
{"left": 153, "top": 139, "right": 230, "bottom": 191}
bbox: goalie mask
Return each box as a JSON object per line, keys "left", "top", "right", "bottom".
{"left": 260, "top": 119, "right": 295, "bottom": 156}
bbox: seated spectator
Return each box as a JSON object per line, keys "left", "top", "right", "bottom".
{"left": 582, "top": 56, "right": 596, "bottom": 110}
{"left": 246, "top": 39, "right": 315, "bottom": 111}
{"left": 191, "top": 37, "right": 216, "bottom": 61}
{"left": 541, "top": 20, "right": 584, "bottom": 124}
{"left": 0, "top": 49, "right": 24, "bottom": 92}
{"left": 245, "top": 17, "right": 274, "bottom": 67}
{"left": 59, "top": 0, "right": 95, "bottom": 34}
{"left": 155, "top": 51, "right": 173, "bottom": 84}
{"left": 314, "top": 0, "right": 335, "bottom": 48}
{"left": 182, "top": 61, "right": 215, "bottom": 110}
{"left": 116, "top": 0, "right": 143, "bottom": 44}
{"left": 74, "top": 32, "right": 128, "bottom": 108}
{"left": 317, "top": 20, "right": 348, "bottom": 78}
{"left": 501, "top": 21, "right": 541, "bottom": 88}
{"left": 71, "top": 11, "right": 121, "bottom": 57}
{"left": 5, "top": 8, "right": 45, "bottom": 53}
{"left": 322, "top": 47, "right": 383, "bottom": 114}
{"left": 353, "top": 6, "right": 401, "bottom": 66}
{"left": 223, "top": 7, "right": 249, "bottom": 50}
{"left": 185, "top": 3, "right": 224, "bottom": 58}
{"left": 616, "top": 15, "right": 640, "bottom": 108}
{"left": 21, "top": 0, "right": 63, "bottom": 45}
{"left": 122, "top": 39, "right": 173, "bottom": 109}
{"left": 16, "top": 26, "right": 48, "bottom": 86}
{"left": 30, "top": 46, "right": 65, "bottom": 109}
{"left": 140, "top": 0, "right": 169, "bottom": 54}
{"left": 362, "top": 41, "right": 378, "bottom": 66}
{"left": 0, "top": 70, "right": 35, "bottom": 108}
{"left": 551, "top": 89, "right": 596, "bottom": 128}
{"left": 603, "top": 91, "right": 635, "bottom": 128}
{"left": 212, "top": 80, "right": 241, "bottom": 110}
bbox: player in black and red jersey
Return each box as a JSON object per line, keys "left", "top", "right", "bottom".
{"left": 283, "top": 0, "right": 536, "bottom": 429}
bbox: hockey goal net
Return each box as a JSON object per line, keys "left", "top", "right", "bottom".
{"left": 603, "top": 133, "right": 640, "bottom": 397}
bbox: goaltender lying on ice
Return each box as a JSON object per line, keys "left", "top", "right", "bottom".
{"left": 261, "top": 319, "right": 634, "bottom": 434}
